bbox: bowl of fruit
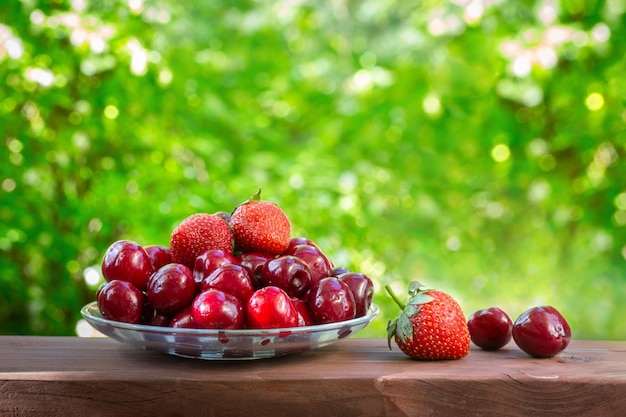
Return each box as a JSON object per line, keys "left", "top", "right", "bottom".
{"left": 82, "top": 189, "right": 378, "bottom": 360}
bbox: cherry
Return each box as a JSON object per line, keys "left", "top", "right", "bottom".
{"left": 512, "top": 306, "right": 571, "bottom": 358}
{"left": 95, "top": 281, "right": 106, "bottom": 300}
{"left": 291, "top": 297, "right": 314, "bottom": 327}
{"left": 193, "top": 249, "right": 240, "bottom": 292}
{"left": 143, "top": 245, "right": 172, "bottom": 271}
{"left": 467, "top": 307, "right": 513, "bottom": 350}
{"left": 200, "top": 264, "right": 254, "bottom": 303}
{"left": 284, "top": 237, "right": 319, "bottom": 253}
{"left": 192, "top": 289, "right": 244, "bottom": 329}
{"left": 147, "top": 263, "right": 196, "bottom": 315}
{"left": 261, "top": 255, "right": 312, "bottom": 298}
{"left": 97, "top": 279, "right": 144, "bottom": 324}
{"left": 308, "top": 277, "right": 356, "bottom": 324}
{"left": 337, "top": 272, "right": 374, "bottom": 317}
{"left": 331, "top": 266, "right": 351, "bottom": 276}
{"left": 101, "top": 240, "right": 153, "bottom": 290}
{"left": 238, "top": 251, "right": 275, "bottom": 289}
{"left": 246, "top": 286, "right": 299, "bottom": 329}
{"left": 141, "top": 300, "right": 170, "bottom": 326}
{"left": 285, "top": 244, "right": 333, "bottom": 286}
{"left": 169, "top": 306, "right": 196, "bottom": 328}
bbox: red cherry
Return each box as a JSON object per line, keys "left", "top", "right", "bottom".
{"left": 238, "top": 251, "right": 275, "bottom": 289}
{"left": 285, "top": 244, "right": 333, "bottom": 286}
{"left": 200, "top": 264, "right": 254, "bottom": 303}
{"left": 141, "top": 300, "right": 170, "bottom": 326}
{"left": 101, "top": 240, "right": 153, "bottom": 290}
{"left": 246, "top": 286, "right": 299, "bottom": 329}
{"left": 308, "top": 277, "right": 356, "bottom": 324}
{"left": 331, "top": 266, "right": 351, "bottom": 276}
{"left": 191, "top": 289, "right": 244, "bottom": 330}
{"left": 147, "top": 263, "right": 196, "bottom": 315}
{"left": 467, "top": 307, "right": 513, "bottom": 350}
{"left": 261, "top": 255, "right": 312, "bottom": 298}
{"left": 291, "top": 297, "right": 313, "bottom": 327}
{"left": 193, "top": 249, "right": 240, "bottom": 291}
{"left": 95, "top": 281, "right": 106, "bottom": 300}
{"left": 143, "top": 245, "right": 172, "bottom": 272}
{"left": 97, "top": 280, "right": 144, "bottom": 324}
{"left": 337, "top": 272, "right": 374, "bottom": 317}
{"left": 284, "top": 237, "right": 319, "bottom": 253}
{"left": 512, "top": 306, "right": 571, "bottom": 358}
{"left": 169, "top": 306, "right": 196, "bottom": 328}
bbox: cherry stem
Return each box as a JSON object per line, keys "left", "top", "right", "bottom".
{"left": 385, "top": 285, "right": 406, "bottom": 310}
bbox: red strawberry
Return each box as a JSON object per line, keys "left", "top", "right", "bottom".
{"left": 386, "top": 281, "right": 470, "bottom": 360}
{"left": 230, "top": 189, "right": 291, "bottom": 255}
{"left": 170, "top": 213, "right": 234, "bottom": 269}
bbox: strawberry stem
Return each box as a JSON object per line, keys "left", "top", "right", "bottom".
{"left": 385, "top": 285, "right": 406, "bottom": 310}
{"left": 250, "top": 187, "right": 262, "bottom": 201}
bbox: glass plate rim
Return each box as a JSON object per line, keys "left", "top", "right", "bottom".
{"left": 81, "top": 301, "right": 379, "bottom": 336}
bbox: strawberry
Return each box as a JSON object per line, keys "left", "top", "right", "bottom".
{"left": 169, "top": 213, "right": 234, "bottom": 269}
{"left": 386, "top": 281, "right": 470, "bottom": 360}
{"left": 230, "top": 188, "right": 291, "bottom": 255}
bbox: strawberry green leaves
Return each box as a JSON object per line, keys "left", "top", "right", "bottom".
{"left": 385, "top": 282, "right": 434, "bottom": 349}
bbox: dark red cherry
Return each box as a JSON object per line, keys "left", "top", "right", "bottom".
{"left": 246, "top": 286, "right": 299, "bottom": 329}
{"left": 193, "top": 249, "right": 240, "bottom": 292}
{"left": 191, "top": 289, "right": 244, "bottom": 329}
{"left": 147, "top": 263, "right": 196, "bottom": 315}
{"left": 169, "top": 306, "right": 196, "bottom": 328}
{"left": 331, "top": 266, "right": 351, "bottom": 276}
{"left": 512, "top": 306, "right": 571, "bottom": 358}
{"left": 97, "top": 279, "right": 144, "bottom": 324}
{"left": 308, "top": 277, "right": 356, "bottom": 324}
{"left": 95, "top": 281, "right": 107, "bottom": 300}
{"left": 467, "top": 307, "right": 513, "bottom": 351}
{"left": 337, "top": 272, "right": 374, "bottom": 317}
{"left": 292, "top": 297, "right": 313, "bottom": 327}
{"left": 101, "top": 240, "right": 153, "bottom": 290}
{"left": 141, "top": 300, "right": 170, "bottom": 326}
{"left": 238, "top": 251, "right": 275, "bottom": 289}
{"left": 143, "top": 245, "right": 172, "bottom": 272}
{"left": 200, "top": 264, "right": 254, "bottom": 303}
{"left": 261, "top": 255, "right": 312, "bottom": 298}
{"left": 285, "top": 244, "right": 333, "bottom": 286}
{"left": 284, "top": 237, "right": 319, "bottom": 253}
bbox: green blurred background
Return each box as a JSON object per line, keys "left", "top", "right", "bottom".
{"left": 1, "top": 0, "right": 625, "bottom": 340}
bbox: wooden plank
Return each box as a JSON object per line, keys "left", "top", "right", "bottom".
{"left": 1, "top": 337, "right": 625, "bottom": 417}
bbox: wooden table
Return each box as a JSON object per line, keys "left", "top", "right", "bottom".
{"left": 1, "top": 336, "right": 625, "bottom": 416}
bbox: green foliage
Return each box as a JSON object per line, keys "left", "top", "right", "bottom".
{"left": 1, "top": 0, "right": 625, "bottom": 339}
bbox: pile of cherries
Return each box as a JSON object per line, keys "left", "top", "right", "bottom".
{"left": 97, "top": 238, "right": 374, "bottom": 330}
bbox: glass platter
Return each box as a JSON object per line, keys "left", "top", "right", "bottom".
{"left": 81, "top": 301, "right": 379, "bottom": 360}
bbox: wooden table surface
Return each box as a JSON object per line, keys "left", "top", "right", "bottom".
{"left": 1, "top": 336, "right": 625, "bottom": 417}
